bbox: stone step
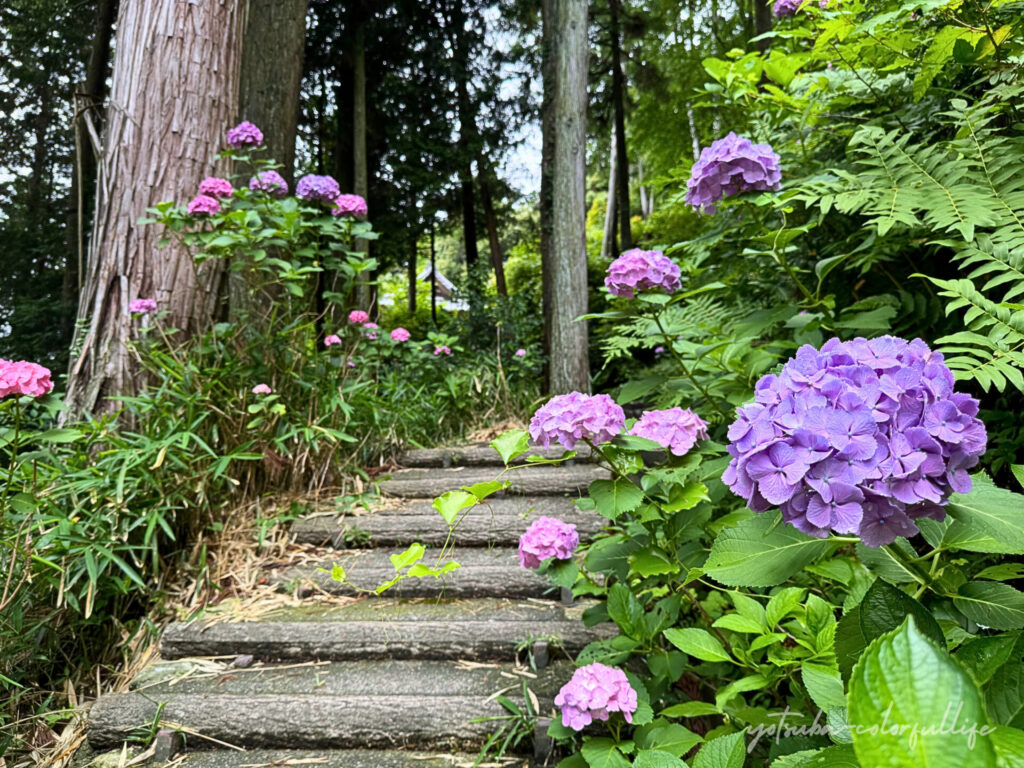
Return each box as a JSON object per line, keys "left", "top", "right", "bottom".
{"left": 379, "top": 464, "right": 608, "bottom": 499}
{"left": 271, "top": 547, "right": 553, "bottom": 599}
{"left": 399, "top": 442, "right": 591, "bottom": 468}
{"left": 161, "top": 598, "right": 611, "bottom": 661}
{"left": 122, "top": 749, "right": 521, "bottom": 768}
{"left": 88, "top": 660, "right": 565, "bottom": 751}
{"left": 292, "top": 496, "right": 600, "bottom": 547}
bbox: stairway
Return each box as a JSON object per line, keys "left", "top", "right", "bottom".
{"left": 85, "top": 443, "right": 611, "bottom": 767}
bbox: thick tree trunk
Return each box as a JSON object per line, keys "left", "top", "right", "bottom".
{"left": 600, "top": 127, "right": 618, "bottom": 261}
{"left": 477, "top": 163, "right": 507, "bottom": 297}
{"left": 547, "top": 0, "right": 590, "bottom": 394}
{"left": 353, "top": 22, "right": 372, "bottom": 309}
{"left": 430, "top": 222, "right": 438, "bottom": 327}
{"left": 65, "top": 0, "right": 245, "bottom": 420}
{"left": 239, "top": 0, "right": 307, "bottom": 185}
{"left": 539, "top": 0, "right": 555, "bottom": 389}
{"left": 609, "top": 0, "right": 632, "bottom": 251}
{"left": 408, "top": 238, "right": 417, "bottom": 314}
{"left": 753, "top": 0, "right": 773, "bottom": 52}
{"left": 451, "top": 3, "right": 480, "bottom": 272}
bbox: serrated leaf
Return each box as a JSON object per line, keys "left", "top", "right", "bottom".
{"left": 581, "top": 737, "right": 631, "bottom": 768}
{"left": 693, "top": 730, "right": 746, "bottom": 768}
{"left": 954, "top": 582, "right": 1024, "bottom": 630}
{"left": 590, "top": 478, "right": 645, "bottom": 521}
{"left": 664, "top": 628, "right": 731, "bottom": 663}
{"left": 705, "top": 513, "right": 831, "bottom": 587}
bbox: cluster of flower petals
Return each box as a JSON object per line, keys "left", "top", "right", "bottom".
{"left": 774, "top": 0, "right": 804, "bottom": 16}
{"left": 529, "top": 392, "right": 625, "bottom": 451}
{"left": 0, "top": 359, "right": 53, "bottom": 399}
{"left": 391, "top": 328, "right": 410, "bottom": 342}
{"left": 514, "top": 348, "right": 526, "bottom": 358}
{"left": 249, "top": 171, "right": 289, "bottom": 197}
{"left": 324, "top": 334, "right": 343, "bottom": 347}
{"left": 434, "top": 345, "right": 452, "bottom": 356}
{"left": 198, "top": 177, "right": 233, "bottom": 199}
{"left": 518, "top": 517, "right": 579, "bottom": 569}
{"left": 554, "top": 663, "right": 638, "bottom": 731}
{"left": 723, "top": 336, "right": 987, "bottom": 547}
{"left": 251, "top": 383, "right": 272, "bottom": 395}
{"left": 605, "top": 249, "right": 681, "bottom": 298}
{"left": 226, "top": 121, "right": 263, "bottom": 149}
{"left": 187, "top": 195, "right": 221, "bottom": 216}
{"left": 296, "top": 174, "right": 341, "bottom": 204}
{"left": 348, "top": 310, "right": 370, "bottom": 325}
{"left": 332, "top": 194, "right": 368, "bottom": 218}
{"left": 685, "top": 132, "right": 782, "bottom": 213}
{"left": 129, "top": 298, "right": 157, "bottom": 315}
{"left": 629, "top": 408, "right": 709, "bottom": 457}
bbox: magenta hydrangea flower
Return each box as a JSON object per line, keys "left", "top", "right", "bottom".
{"left": 249, "top": 171, "right": 289, "bottom": 197}
{"left": 518, "top": 517, "right": 580, "bottom": 569}
{"left": 324, "top": 334, "right": 342, "bottom": 347}
{"left": 0, "top": 360, "right": 53, "bottom": 399}
{"left": 530, "top": 392, "right": 625, "bottom": 451}
{"left": 252, "top": 384, "right": 272, "bottom": 395}
{"left": 364, "top": 322, "right": 378, "bottom": 340}
{"left": 434, "top": 345, "right": 452, "bottom": 356}
{"left": 629, "top": 408, "right": 709, "bottom": 457}
{"left": 226, "top": 121, "right": 263, "bottom": 149}
{"left": 554, "top": 663, "right": 638, "bottom": 731}
{"left": 515, "top": 348, "right": 526, "bottom": 358}
{"left": 605, "top": 249, "right": 682, "bottom": 298}
{"left": 332, "top": 194, "right": 368, "bottom": 218}
{"left": 187, "top": 195, "right": 221, "bottom": 216}
{"left": 296, "top": 174, "right": 341, "bottom": 204}
{"left": 774, "top": 0, "right": 804, "bottom": 15}
{"left": 349, "top": 310, "right": 369, "bottom": 325}
{"left": 129, "top": 298, "right": 157, "bottom": 315}
{"left": 391, "top": 328, "right": 410, "bottom": 342}
{"left": 685, "top": 132, "right": 782, "bottom": 213}
{"left": 723, "top": 336, "right": 987, "bottom": 547}
{"left": 198, "top": 177, "right": 233, "bottom": 199}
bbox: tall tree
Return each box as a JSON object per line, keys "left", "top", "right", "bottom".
{"left": 608, "top": 0, "right": 632, "bottom": 251}
{"left": 546, "top": 0, "right": 590, "bottom": 393}
{"left": 600, "top": 127, "right": 618, "bottom": 260}
{"left": 477, "top": 159, "right": 508, "bottom": 297}
{"left": 65, "top": 0, "right": 246, "bottom": 418}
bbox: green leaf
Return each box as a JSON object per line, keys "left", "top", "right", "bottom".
{"left": 766, "top": 587, "right": 806, "bottom": 628}
{"left": 692, "top": 731, "right": 746, "bottom": 768}
{"left": 664, "top": 628, "right": 731, "bottom": 663}
{"left": 858, "top": 579, "right": 946, "bottom": 650}
{"left": 581, "top": 737, "right": 631, "bottom": 768}
{"left": 848, "top": 617, "right": 996, "bottom": 767}
{"left": 607, "top": 582, "right": 645, "bottom": 637}
{"left": 661, "top": 701, "right": 720, "bottom": 718}
{"left": 589, "top": 478, "right": 645, "bottom": 521}
{"left": 490, "top": 429, "right": 530, "bottom": 464}
{"left": 802, "top": 663, "right": 846, "bottom": 711}
{"left": 34, "top": 428, "right": 82, "bottom": 444}
{"left": 954, "top": 582, "right": 1024, "bottom": 630}
{"left": 975, "top": 563, "right": 1024, "bottom": 582}
{"left": 635, "top": 719, "right": 703, "bottom": 757}
{"left": 991, "top": 726, "right": 1024, "bottom": 764}
{"left": 704, "top": 512, "right": 831, "bottom": 587}
{"left": 463, "top": 480, "right": 506, "bottom": 500}
{"left": 769, "top": 745, "right": 859, "bottom": 767}
{"left": 432, "top": 490, "right": 476, "bottom": 525}
{"left": 630, "top": 547, "right": 680, "bottom": 577}
{"left": 946, "top": 477, "right": 1024, "bottom": 555}
{"left": 544, "top": 558, "right": 579, "bottom": 589}
{"left": 954, "top": 633, "right": 1019, "bottom": 685}
{"left": 389, "top": 542, "right": 426, "bottom": 571}
{"left": 556, "top": 756, "right": 588, "bottom": 768}
{"left": 633, "top": 750, "right": 688, "bottom": 768}
{"left": 664, "top": 482, "right": 710, "bottom": 512}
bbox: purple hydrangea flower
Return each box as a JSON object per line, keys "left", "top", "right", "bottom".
{"left": 198, "top": 177, "right": 233, "bottom": 199}
{"left": 723, "top": 336, "right": 987, "bottom": 547}
{"left": 296, "top": 174, "right": 341, "bottom": 204}
{"left": 605, "top": 249, "right": 682, "bottom": 298}
{"left": 129, "top": 298, "right": 157, "bottom": 315}
{"left": 518, "top": 517, "right": 580, "bottom": 569}
{"left": 554, "top": 663, "right": 638, "bottom": 731}
{"left": 629, "top": 408, "right": 709, "bottom": 456}
{"left": 226, "top": 121, "right": 263, "bottom": 150}
{"left": 774, "top": 0, "right": 804, "bottom": 16}
{"left": 530, "top": 392, "right": 626, "bottom": 451}
{"left": 685, "top": 133, "right": 782, "bottom": 213}
{"left": 249, "top": 171, "right": 289, "bottom": 197}
{"left": 187, "top": 194, "right": 221, "bottom": 216}
{"left": 332, "top": 194, "right": 368, "bottom": 218}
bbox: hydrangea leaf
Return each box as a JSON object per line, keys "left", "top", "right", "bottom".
{"left": 634, "top": 718, "right": 702, "bottom": 757}
{"left": 589, "top": 478, "right": 645, "bottom": 521}
{"left": 953, "top": 582, "right": 1024, "bottom": 630}
{"left": 632, "top": 749, "right": 688, "bottom": 768}
{"left": 489, "top": 429, "right": 530, "bottom": 465}
{"left": 660, "top": 701, "right": 720, "bottom": 718}
{"left": 848, "top": 617, "right": 996, "bottom": 767}
{"left": 768, "top": 745, "right": 858, "bottom": 767}
{"left": 946, "top": 475, "right": 1024, "bottom": 554}
{"left": 663, "top": 628, "right": 731, "bottom": 663}
{"left": 954, "top": 633, "right": 1020, "bottom": 686}
{"left": 580, "top": 737, "right": 632, "bottom": 768}
{"left": 692, "top": 730, "right": 747, "bottom": 768}
{"left": 607, "top": 582, "right": 645, "bottom": 636}
{"left": 857, "top": 579, "right": 946, "bottom": 650}
{"left": 704, "top": 512, "right": 832, "bottom": 587}
{"left": 802, "top": 663, "right": 846, "bottom": 712}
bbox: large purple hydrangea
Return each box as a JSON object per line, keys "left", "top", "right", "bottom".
{"left": 296, "top": 174, "right": 341, "bottom": 204}
{"left": 629, "top": 408, "right": 709, "bottom": 457}
{"left": 226, "top": 121, "right": 263, "bottom": 149}
{"left": 555, "top": 663, "right": 638, "bottom": 731}
{"left": 529, "top": 392, "right": 626, "bottom": 451}
{"left": 774, "top": 0, "right": 803, "bottom": 16}
{"left": 723, "top": 336, "right": 987, "bottom": 547}
{"left": 685, "top": 132, "right": 782, "bottom": 213}
{"left": 249, "top": 171, "right": 289, "bottom": 197}
{"left": 518, "top": 517, "right": 579, "bottom": 569}
{"left": 605, "top": 249, "right": 682, "bottom": 298}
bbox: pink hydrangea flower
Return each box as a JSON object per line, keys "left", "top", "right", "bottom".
{"left": 686, "top": 132, "right": 782, "bottom": 213}
{"left": 198, "top": 177, "right": 233, "bottom": 199}
{"left": 529, "top": 392, "right": 625, "bottom": 451}
{"left": 363, "top": 322, "right": 378, "bottom": 340}
{"left": 129, "top": 298, "right": 157, "bottom": 315}
{"left": 629, "top": 408, "right": 709, "bottom": 456}
{"left": 605, "top": 249, "right": 681, "bottom": 298}
{"left": 226, "top": 121, "right": 263, "bottom": 149}
{"left": 554, "top": 663, "right": 638, "bottom": 731}
{"left": 347, "top": 359, "right": 357, "bottom": 368}
{"left": 332, "top": 194, "right": 368, "bottom": 218}
{"left": 518, "top": 517, "right": 579, "bottom": 569}
{"left": 0, "top": 360, "right": 54, "bottom": 399}
{"left": 514, "top": 348, "right": 526, "bottom": 357}
{"left": 296, "top": 174, "right": 341, "bottom": 204}
{"left": 434, "top": 345, "right": 452, "bottom": 356}
{"left": 391, "top": 328, "right": 410, "bottom": 342}
{"left": 187, "top": 195, "right": 221, "bottom": 216}
{"left": 251, "top": 384, "right": 272, "bottom": 395}
{"left": 349, "top": 310, "right": 370, "bottom": 325}
{"left": 249, "top": 171, "right": 289, "bottom": 197}
{"left": 324, "top": 334, "right": 342, "bottom": 347}
{"left": 654, "top": 346, "right": 666, "bottom": 356}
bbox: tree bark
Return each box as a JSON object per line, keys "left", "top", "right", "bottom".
{"left": 65, "top": 0, "right": 245, "bottom": 420}
{"left": 353, "top": 20, "right": 372, "bottom": 309}
{"left": 477, "top": 161, "right": 507, "bottom": 297}
{"left": 609, "top": 0, "right": 632, "bottom": 251}
{"left": 430, "top": 222, "right": 438, "bottom": 327}
{"left": 451, "top": 3, "right": 480, "bottom": 272}
{"left": 600, "top": 127, "right": 618, "bottom": 261}
{"left": 408, "top": 238, "right": 417, "bottom": 314}
{"left": 753, "top": 0, "right": 773, "bottom": 52}
{"left": 239, "top": 0, "right": 307, "bottom": 185}
{"left": 547, "top": 0, "right": 590, "bottom": 394}
{"left": 539, "top": 0, "right": 555, "bottom": 389}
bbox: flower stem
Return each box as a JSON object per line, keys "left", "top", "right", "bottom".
{"left": 651, "top": 310, "right": 728, "bottom": 421}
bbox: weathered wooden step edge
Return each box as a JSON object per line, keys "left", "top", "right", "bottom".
{"left": 88, "top": 692, "right": 552, "bottom": 751}
{"left": 113, "top": 748, "right": 519, "bottom": 768}
{"left": 271, "top": 547, "right": 552, "bottom": 599}
{"left": 379, "top": 464, "right": 608, "bottom": 498}
{"left": 161, "top": 599, "right": 612, "bottom": 661}
{"left": 292, "top": 497, "right": 600, "bottom": 547}
{"left": 398, "top": 442, "right": 591, "bottom": 468}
